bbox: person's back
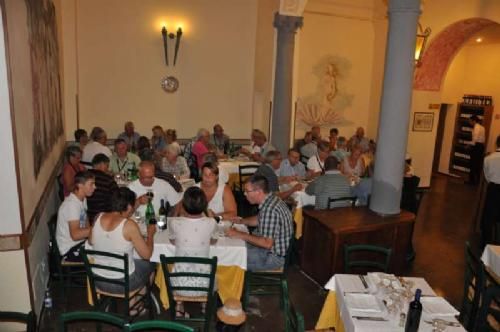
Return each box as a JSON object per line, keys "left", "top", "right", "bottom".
{"left": 255, "top": 163, "right": 279, "bottom": 192}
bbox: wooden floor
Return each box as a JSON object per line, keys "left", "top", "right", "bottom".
{"left": 40, "top": 174, "right": 481, "bottom": 331}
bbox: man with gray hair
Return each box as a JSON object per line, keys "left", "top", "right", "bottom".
{"left": 210, "top": 124, "right": 230, "bottom": 155}
{"left": 192, "top": 128, "right": 211, "bottom": 169}
{"left": 117, "top": 121, "right": 141, "bottom": 151}
{"left": 240, "top": 129, "right": 275, "bottom": 163}
{"left": 161, "top": 144, "right": 190, "bottom": 180}
{"left": 82, "top": 126, "right": 112, "bottom": 165}
{"left": 255, "top": 150, "right": 302, "bottom": 199}
{"left": 306, "top": 156, "right": 352, "bottom": 209}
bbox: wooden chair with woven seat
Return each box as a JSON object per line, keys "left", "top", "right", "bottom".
{"left": 125, "top": 320, "right": 195, "bottom": 332}
{"left": 236, "top": 164, "right": 259, "bottom": 192}
{"left": 343, "top": 244, "right": 392, "bottom": 274}
{"left": 0, "top": 311, "right": 36, "bottom": 332}
{"left": 160, "top": 255, "right": 218, "bottom": 332}
{"left": 473, "top": 284, "right": 500, "bottom": 332}
{"left": 58, "top": 311, "right": 125, "bottom": 331}
{"left": 47, "top": 215, "right": 86, "bottom": 295}
{"left": 327, "top": 196, "right": 357, "bottom": 209}
{"left": 459, "top": 241, "right": 486, "bottom": 331}
{"left": 81, "top": 248, "right": 155, "bottom": 322}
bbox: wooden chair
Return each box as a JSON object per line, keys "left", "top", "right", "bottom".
{"left": 282, "top": 281, "right": 305, "bottom": 332}
{"left": 0, "top": 311, "right": 36, "bottom": 332}
{"left": 237, "top": 164, "right": 259, "bottom": 191}
{"left": 47, "top": 215, "right": 86, "bottom": 295}
{"left": 159, "top": 255, "right": 218, "bottom": 332}
{"left": 459, "top": 242, "right": 486, "bottom": 331}
{"left": 125, "top": 320, "right": 195, "bottom": 332}
{"left": 81, "top": 248, "right": 154, "bottom": 322}
{"left": 58, "top": 311, "right": 125, "bottom": 331}
{"left": 327, "top": 197, "right": 357, "bottom": 209}
{"left": 473, "top": 285, "right": 500, "bottom": 332}
{"left": 343, "top": 244, "right": 392, "bottom": 273}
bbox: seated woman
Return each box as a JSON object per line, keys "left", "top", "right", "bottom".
{"left": 88, "top": 187, "right": 156, "bottom": 311}
{"left": 341, "top": 146, "right": 366, "bottom": 178}
{"left": 151, "top": 125, "right": 167, "bottom": 154}
{"left": 136, "top": 136, "right": 155, "bottom": 162}
{"left": 62, "top": 146, "right": 86, "bottom": 197}
{"left": 165, "top": 129, "right": 182, "bottom": 156}
{"left": 197, "top": 162, "right": 237, "bottom": 220}
{"left": 161, "top": 145, "right": 190, "bottom": 180}
{"left": 169, "top": 187, "right": 217, "bottom": 317}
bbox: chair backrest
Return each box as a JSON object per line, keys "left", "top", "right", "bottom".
{"left": 238, "top": 164, "right": 259, "bottom": 191}
{"left": 80, "top": 248, "right": 130, "bottom": 306}
{"left": 401, "top": 175, "right": 421, "bottom": 214}
{"left": 125, "top": 320, "right": 195, "bottom": 332}
{"left": 159, "top": 255, "right": 218, "bottom": 332}
{"left": 0, "top": 311, "right": 36, "bottom": 332}
{"left": 328, "top": 196, "right": 357, "bottom": 209}
{"left": 343, "top": 244, "right": 392, "bottom": 274}
{"left": 473, "top": 285, "right": 500, "bottom": 332}
{"left": 282, "top": 282, "right": 305, "bottom": 332}
{"left": 58, "top": 311, "right": 125, "bottom": 331}
{"left": 459, "top": 241, "right": 486, "bottom": 331}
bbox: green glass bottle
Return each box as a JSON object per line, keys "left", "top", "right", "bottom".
{"left": 145, "top": 198, "right": 155, "bottom": 225}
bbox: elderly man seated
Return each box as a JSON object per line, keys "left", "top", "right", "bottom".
{"left": 300, "top": 131, "right": 318, "bottom": 160}
{"left": 330, "top": 136, "right": 350, "bottom": 162}
{"left": 56, "top": 171, "right": 95, "bottom": 262}
{"left": 226, "top": 175, "right": 293, "bottom": 271}
{"left": 118, "top": 121, "right": 141, "bottom": 151}
{"left": 255, "top": 151, "right": 301, "bottom": 200}
{"left": 110, "top": 138, "right": 141, "bottom": 174}
{"left": 128, "top": 161, "right": 182, "bottom": 216}
{"left": 348, "top": 127, "right": 370, "bottom": 152}
{"left": 240, "top": 129, "right": 275, "bottom": 163}
{"left": 210, "top": 124, "right": 230, "bottom": 155}
{"left": 161, "top": 145, "right": 190, "bottom": 180}
{"left": 307, "top": 142, "right": 330, "bottom": 178}
{"left": 279, "top": 148, "right": 306, "bottom": 180}
{"left": 305, "top": 156, "right": 352, "bottom": 210}
{"left": 82, "top": 127, "right": 112, "bottom": 165}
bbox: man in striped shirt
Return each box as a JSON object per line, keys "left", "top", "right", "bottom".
{"left": 226, "top": 175, "right": 293, "bottom": 271}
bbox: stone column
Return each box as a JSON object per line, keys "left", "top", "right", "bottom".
{"left": 271, "top": 13, "right": 303, "bottom": 154}
{"left": 369, "top": 0, "right": 421, "bottom": 215}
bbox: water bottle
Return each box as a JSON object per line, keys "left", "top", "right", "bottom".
{"left": 44, "top": 289, "right": 53, "bottom": 309}
{"left": 405, "top": 289, "right": 422, "bottom": 332}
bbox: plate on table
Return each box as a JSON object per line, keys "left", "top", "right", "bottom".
{"left": 366, "top": 272, "right": 402, "bottom": 292}
{"left": 421, "top": 297, "right": 460, "bottom": 317}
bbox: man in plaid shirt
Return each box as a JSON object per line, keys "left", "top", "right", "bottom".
{"left": 226, "top": 175, "right": 293, "bottom": 271}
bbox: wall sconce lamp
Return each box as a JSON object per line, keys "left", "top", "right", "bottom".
{"left": 415, "top": 23, "right": 431, "bottom": 66}
{"left": 161, "top": 26, "right": 182, "bottom": 66}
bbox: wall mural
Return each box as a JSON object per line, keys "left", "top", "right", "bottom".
{"left": 26, "top": 0, "right": 64, "bottom": 178}
{"left": 297, "top": 55, "right": 353, "bottom": 127}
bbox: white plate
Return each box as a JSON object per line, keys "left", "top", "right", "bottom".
{"left": 421, "top": 297, "right": 459, "bottom": 317}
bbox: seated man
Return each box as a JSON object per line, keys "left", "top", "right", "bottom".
{"left": 128, "top": 161, "right": 183, "bottom": 216}
{"left": 56, "top": 171, "right": 96, "bottom": 261}
{"left": 256, "top": 151, "right": 301, "bottom": 200}
{"left": 210, "top": 124, "right": 230, "bottom": 155}
{"left": 299, "top": 131, "right": 318, "bottom": 160}
{"left": 348, "top": 127, "right": 370, "bottom": 152}
{"left": 279, "top": 148, "right": 306, "bottom": 180}
{"left": 240, "top": 129, "right": 275, "bottom": 163}
{"left": 307, "top": 142, "right": 330, "bottom": 177}
{"left": 328, "top": 128, "right": 339, "bottom": 151}
{"left": 161, "top": 145, "right": 190, "bottom": 180}
{"left": 117, "top": 121, "right": 141, "bottom": 151}
{"left": 82, "top": 127, "right": 112, "bottom": 165}
{"left": 226, "top": 175, "right": 293, "bottom": 271}
{"left": 110, "top": 138, "right": 141, "bottom": 174}
{"left": 87, "top": 153, "right": 119, "bottom": 223}
{"left": 306, "top": 156, "right": 352, "bottom": 210}
{"left": 330, "top": 136, "right": 350, "bottom": 162}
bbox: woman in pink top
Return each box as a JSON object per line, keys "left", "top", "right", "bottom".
{"left": 192, "top": 128, "right": 210, "bottom": 169}
{"left": 62, "top": 146, "right": 86, "bottom": 197}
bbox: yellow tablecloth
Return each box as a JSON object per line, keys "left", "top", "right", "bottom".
{"left": 293, "top": 207, "right": 303, "bottom": 239}
{"left": 228, "top": 173, "right": 240, "bottom": 190}
{"left": 155, "top": 264, "right": 245, "bottom": 310}
{"left": 315, "top": 291, "right": 346, "bottom": 332}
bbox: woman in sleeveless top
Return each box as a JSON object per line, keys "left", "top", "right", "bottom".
{"left": 341, "top": 146, "right": 366, "bottom": 177}
{"left": 88, "top": 187, "right": 156, "bottom": 299}
{"left": 197, "top": 162, "right": 237, "bottom": 219}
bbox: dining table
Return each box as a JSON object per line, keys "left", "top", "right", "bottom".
{"left": 217, "top": 157, "right": 260, "bottom": 189}
{"left": 481, "top": 244, "right": 500, "bottom": 282}
{"left": 315, "top": 273, "right": 465, "bottom": 332}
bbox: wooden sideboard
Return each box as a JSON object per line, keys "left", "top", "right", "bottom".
{"left": 300, "top": 207, "right": 415, "bottom": 285}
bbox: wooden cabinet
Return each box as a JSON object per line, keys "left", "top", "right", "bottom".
{"left": 449, "top": 103, "right": 493, "bottom": 178}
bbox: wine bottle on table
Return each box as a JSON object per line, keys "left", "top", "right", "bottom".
{"left": 158, "top": 199, "right": 167, "bottom": 230}
{"left": 405, "top": 289, "right": 422, "bottom": 332}
{"left": 145, "top": 198, "right": 155, "bottom": 226}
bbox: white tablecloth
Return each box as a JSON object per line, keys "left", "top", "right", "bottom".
{"left": 326, "top": 274, "right": 465, "bottom": 332}
{"left": 148, "top": 227, "right": 247, "bottom": 270}
{"left": 481, "top": 244, "right": 500, "bottom": 277}
{"left": 218, "top": 160, "right": 260, "bottom": 175}
{"left": 290, "top": 190, "right": 316, "bottom": 208}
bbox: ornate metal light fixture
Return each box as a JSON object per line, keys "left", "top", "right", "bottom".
{"left": 415, "top": 23, "right": 431, "bottom": 66}
{"left": 161, "top": 26, "right": 182, "bottom": 66}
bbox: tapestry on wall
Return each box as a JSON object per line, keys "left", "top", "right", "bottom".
{"left": 26, "top": 0, "right": 64, "bottom": 178}
{"left": 297, "top": 55, "right": 354, "bottom": 128}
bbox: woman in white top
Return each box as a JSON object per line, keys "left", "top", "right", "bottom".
{"left": 88, "top": 187, "right": 156, "bottom": 298}
{"left": 307, "top": 142, "right": 330, "bottom": 178}
{"left": 165, "top": 129, "right": 182, "bottom": 156}
{"left": 169, "top": 186, "right": 217, "bottom": 317}
{"left": 341, "top": 146, "right": 366, "bottom": 177}
{"left": 197, "top": 162, "right": 237, "bottom": 219}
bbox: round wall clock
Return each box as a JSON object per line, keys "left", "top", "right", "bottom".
{"left": 161, "top": 76, "right": 179, "bottom": 93}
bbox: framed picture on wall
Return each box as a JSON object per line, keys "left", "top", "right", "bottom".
{"left": 413, "top": 112, "right": 434, "bottom": 132}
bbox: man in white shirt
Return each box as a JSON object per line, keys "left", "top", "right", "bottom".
{"left": 240, "top": 129, "right": 275, "bottom": 163}
{"left": 128, "top": 161, "right": 182, "bottom": 217}
{"left": 56, "top": 171, "right": 95, "bottom": 261}
{"left": 82, "top": 127, "right": 112, "bottom": 166}
{"left": 469, "top": 115, "right": 486, "bottom": 185}
{"left": 307, "top": 142, "right": 330, "bottom": 178}
{"left": 481, "top": 135, "right": 500, "bottom": 245}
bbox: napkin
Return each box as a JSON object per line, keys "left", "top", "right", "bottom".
{"left": 421, "top": 297, "right": 460, "bottom": 317}
{"left": 344, "top": 293, "right": 384, "bottom": 313}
